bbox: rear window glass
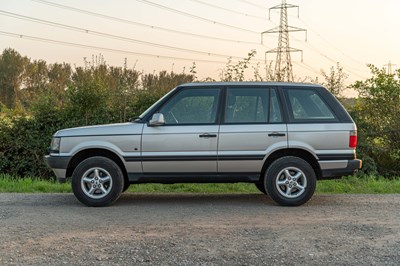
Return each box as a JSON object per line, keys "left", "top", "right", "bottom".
{"left": 286, "top": 89, "right": 336, "bottom": 121}
{"left": 224, "top": 88, "right": 282, "bottom": 123}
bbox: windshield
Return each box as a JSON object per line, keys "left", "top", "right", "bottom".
{"left": 137, "top": 87, "right": 178, "bottom": 120}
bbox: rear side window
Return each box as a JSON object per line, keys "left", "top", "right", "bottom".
{"left": 225, "top": 87, "right": 282, "bottom": 123}
{"left": 285, "top": 88, "right": 337, "bottom": 122}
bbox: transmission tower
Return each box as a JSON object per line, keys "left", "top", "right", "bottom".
{"left": 261, "top": 0, "right": 307, "bottom": 82}
{"left": 383, "top": 61, "right": 397, "bottom": 75}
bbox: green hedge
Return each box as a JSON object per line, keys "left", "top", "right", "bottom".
{"left": 0, "top": 49, "right": 399, "bottom": 179}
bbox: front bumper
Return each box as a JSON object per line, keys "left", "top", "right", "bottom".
{"left": 320, "top": 159, "right": 362, "bottom": 179}
{"left": 44, "top": 155, "right": 71, "bottom": 183}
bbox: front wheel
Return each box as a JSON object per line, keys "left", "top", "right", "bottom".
{"left": 122, "top": 181, "right": 130, "bottom": 193}
{"left": 72, "top": 157, "right": 124, "bottom": 207}
{"left": 254, "top": 181, "right": 267, "bottom": 194}
{"left": 264, "top": 156, "right": 316, "bottom": 206}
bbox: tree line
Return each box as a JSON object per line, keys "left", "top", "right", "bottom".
{"left": 0, "top": 48, "right": 399, "bottom": 178}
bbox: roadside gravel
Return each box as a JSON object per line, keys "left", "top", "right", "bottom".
{"left": 0, "top": 193, "right": 399, "bottom": 265}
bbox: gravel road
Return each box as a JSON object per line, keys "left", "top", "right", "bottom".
{"left": 0, "top": 193, "right": 399, "bottom": 265}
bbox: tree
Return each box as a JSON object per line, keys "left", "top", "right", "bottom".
{"left": 141, "top": 70, "right": 194, "bottom": 92}
{"left": 220, "top": 50, "right": 256, "bottom": 82}
{"left": 108, "top": 61, "right": 141, "bottom": 122}
{"left": 321, "top": 62, "right": 348, "bottom": 98}
{"left": 67, "top": 61, "right": 111, "bottom": 125}
{"left": 0, "top": 49, "right": 29, "bottom": 109}
{"left": 351, "top": 65, "right": 400, "bottom": 176}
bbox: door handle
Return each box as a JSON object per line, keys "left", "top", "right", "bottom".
{"left": 268, "top": 132, "right": 286, "bottom": 137}
{"left": 199, "top": 133, "right": 217, "bottom": 138}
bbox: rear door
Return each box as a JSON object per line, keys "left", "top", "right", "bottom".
{"left": 218, "top": 86, "right": 288, "bottom": 175}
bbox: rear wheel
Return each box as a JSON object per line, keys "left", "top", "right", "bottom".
{"left": 72, "top": 157, "right": 124, "bottom": 207}
{"left": 264, "top": 156, "right": 316, "bottom": 206}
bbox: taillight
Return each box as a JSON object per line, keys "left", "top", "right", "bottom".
{"left": 349, "top": 131, "right": 357, "bottom": 148}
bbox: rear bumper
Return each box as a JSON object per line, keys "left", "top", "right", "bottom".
{"left": 44, "top": 155, "right": 71, "bottom": 183}
{"left": 320, "top": 159, "right": 362, "bottom": 179}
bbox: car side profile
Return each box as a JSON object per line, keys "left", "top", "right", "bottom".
{"left": 45, "top": 82, "right": 362, "bottom": 207}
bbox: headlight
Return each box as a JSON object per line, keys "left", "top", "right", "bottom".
{"left": 50, "top": 137, "right": 61, "bottom": 153}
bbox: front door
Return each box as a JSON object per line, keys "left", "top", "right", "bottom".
{"left": 142, "top": 87, "right": 222, "bottom": 174}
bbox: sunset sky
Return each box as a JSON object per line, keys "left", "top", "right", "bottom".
{"left": 0, "top": 0, "right": 399, "bottom": 94}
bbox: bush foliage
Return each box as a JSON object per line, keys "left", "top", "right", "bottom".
{"left": 0, "top": 49, "right": 194, "bottom": 178}
{"left": 0, "top": 49, "right": 399, "bottom": 179}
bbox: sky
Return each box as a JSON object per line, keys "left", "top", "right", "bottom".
{"left": 0, "top": 0, "right": 399, "bottom": 96}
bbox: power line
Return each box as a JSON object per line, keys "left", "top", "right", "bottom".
{"left": 133, "top": 0, "right": 259, "bottom": 33}
{"left": 0, "top": 31, "right": 324, "bottom": 81}
{"left": 295, "top": 37, "right": 368, "bottom": 79}
{"left": 31, "top": 0, "right": 260, "bottom": 45}
{"left": 293, "top": 61, "right": 320, "bottom": 76}
{"left": 233, "top": 3, "right": 368, "bottom": 76}
{"left": 0, "top": 30, "right": 229, "bottom": 64}
{"left": 268, "top": 8, "right": 367, "bottom": 68}
{"left": 237, "top": 0, "right": 267, "bottom": 10}
{"left": 0, "top": 10, "right": 266, "bottom": 62}
{"left": 1, "top": 30, "right": 269, "bottom": 68}
{"left": 22, "top": 0, "right": 366, "bottom": 80}
{"left": 298, "top": 17, "right": 366, "bottom": 67}
{"left": 187, "top": 0, "right": 265, "bottom": 20}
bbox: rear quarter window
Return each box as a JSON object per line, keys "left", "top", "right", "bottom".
{"left": 284, "top": 88, "right": 338, "bottom": 123}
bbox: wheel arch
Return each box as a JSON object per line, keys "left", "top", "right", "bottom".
{"left": 261, "top": 148, "right": 321, "bottom": 180}
{"left": 66, "top": 148, "right": 129, "bottom": 185}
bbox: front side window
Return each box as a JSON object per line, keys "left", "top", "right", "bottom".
{"left": 224, "top": 87, "right": 282, "bottom": 123}
{"left": 286, "top": 89, "right": 336, "bottom": 121}
{"left": 158, "top": 88, "right": 221, "bottom": 125}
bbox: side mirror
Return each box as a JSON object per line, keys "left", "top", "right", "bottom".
{"left": 148, "top": 113, "right": 165, "bottom": 126}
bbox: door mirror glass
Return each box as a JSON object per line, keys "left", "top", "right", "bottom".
{"left": 149, "top": 113, "right": 165, "bottom": 126}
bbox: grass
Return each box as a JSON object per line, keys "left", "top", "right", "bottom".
{"left": 0, "top": 174, "right": 399, "bottom": 194}
{"left": 316, "top": 175, "right": 400, "bottom": 194}
{"left": 0, "top": 175, "right": 71, "bottom": 193}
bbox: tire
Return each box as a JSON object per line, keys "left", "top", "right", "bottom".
{"left": 71, "top": 157, "right": 124, "bottom": 207}
{"left": 254, "top": 181, "right": 267, "bottom": 194}
{"left": 264, "top": 156, "right": 316, "bottom": 206}
{"left": 122, "top": 181, "right": 130, "bottom": 193}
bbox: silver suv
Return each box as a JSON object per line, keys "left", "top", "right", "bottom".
{"left": 45, "top": 82, "right": 362, "bottom": 207}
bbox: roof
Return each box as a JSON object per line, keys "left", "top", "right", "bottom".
{"left": 179, "top": 81, "right": 322, "bottom": 88}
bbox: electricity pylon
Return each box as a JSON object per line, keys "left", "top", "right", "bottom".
{"left": 383, "top": 61, "right": 397, "bottom": 75}
{"left": 261, "top": 0, "right": 307, "bottom": 82}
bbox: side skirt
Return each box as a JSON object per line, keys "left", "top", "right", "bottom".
{"left": 128, "top": 172, "right": 261, "bottom": 184}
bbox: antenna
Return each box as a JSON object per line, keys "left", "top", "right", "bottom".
{"left": 261, "top": 0, "right": 307, "bottom": 81}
